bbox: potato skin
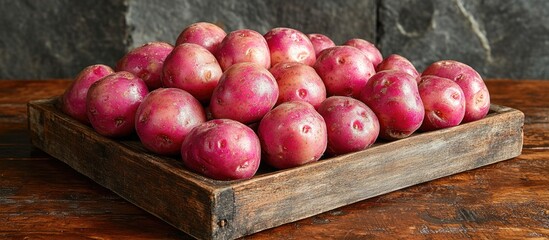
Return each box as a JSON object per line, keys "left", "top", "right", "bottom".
{"left": 181, "top": 119, "right": 261, "bottom": 180}
{"left": 162, "top": 43, "right": 222, "bottom": 103}
{"left": 359, "top": 70, "right": 424, "bottom": 140}
{"left": 317, "top": 96, "right": 379, "bottom": 156}
{"left": 418, "top": 75, "right": 466, "bottom": 131}
{"left": 175, "top": 22, "right": 227, "bottom": 54}
{"left": 210, "top": 62, "right": 278, "bottom": 124}
{"left": 307, "top": 33, "right": 336, "bottom": 56}
{"left": 135, "top": 88, "right": 206, "bottom": 156}
{"left": 264, "top": 27, "right": 316, "bottom": 67}
{"left": 115, "top": 41, "right": 174, "bottom": 90}
{"left": 61, "top": 64, "right": 114, "bottom": 124}
{"left": 376, "top": 54, "right": 420, "bottom": 83}
{"left": 215, "top": 29, "right": 271, "bottom": 71}
{"left": 269, "top": 62, "right": 326, "bottom": 109}
{"left": 86, "top": 71, "right": 149, "bottom": 138}
{"left": 314, "top": 46, "right": 376, "bottom": 98}
{"left": 422, "top": 60, "right": 490, "bottom": 123}
{"left": 344, "top": 38, "right": 383, "bottom": 68}
{"left": 258, "top": 101, "right": 327, "bottom": 169}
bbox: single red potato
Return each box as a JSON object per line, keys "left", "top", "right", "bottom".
{"left": 359, "top": 70, "right": 424, "bottom": 140}
{"left": 135, "top": 88, "right": 206, "bottom": 155}
{"left": 269, "top": 62, "right": 326, "bottom": 108}
{"left": 210, "top": 62, "right": 278, "bottom": 124}
{"left": 343, "top": 38, "right": 383, "bottom": 67}
{"left": 115, "top": 41, "right": 173, "bottom": 90}
{"left": 376, "top": 54, "right": 420, "bottom": 82}
{"left": 422, "top": 60, "right": 490, "bottom": 123}
{"left": 181, "top": 119, "right": 261, "bottom": 181}
{"left": 175, "top": 22, "right": 227, "bottom": 54}
{"left": 418, "top": 75, "right": 465, "bottom": 131}
{"left": 307, "top": 33, "right": 336, "bottom": 56}
{"left": 264, "top": 27, "right": 316, "bottom": 67}
{"left": 162, "top": 43, "right": 223, "bottom": 103}
{"left": 317, "top": 96, "right": 379, "bottom": 156}
{"left": 61, "top": 64, "right": 114, "bottom": 124}
{"left": 314, "top": 46, "right": 376, "bottom": 98}
{"left": 86, "top": 71, "right": 149, "bottom": 138}
{"left": 258, "top": 101, "right": 327, "bottom": 169}
{"left": 215, "top": 29, "right": 271, "bottom": 71}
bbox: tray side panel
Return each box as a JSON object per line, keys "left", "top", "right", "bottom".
{"left": 28, "top": 99, "right": 223, "bottom": 240}
{"left": 28, "top": 99, "right": 525, "bottom": 240}
{"left": 228, "top": 107, "right": 524, "bottom": 238}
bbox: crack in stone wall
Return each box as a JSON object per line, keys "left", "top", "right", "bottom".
{"left": 454, "top": 0, "right": 493, "bottom": 63}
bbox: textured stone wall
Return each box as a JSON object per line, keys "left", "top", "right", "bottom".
{"left": 1, "top": 0, "right": 548, "bottom": 80}
{"left": 0, "top": 0, "right": 128, "bottom": 79}
{"left": 126, "top": 0, "right": 376, "bottom": 49}
{"left": 378, "top": 0, "right": 549, "bottom": 79}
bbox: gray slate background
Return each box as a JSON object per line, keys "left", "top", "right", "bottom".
{"left": 1, "top": 0, "right": 548, "bottom": 80}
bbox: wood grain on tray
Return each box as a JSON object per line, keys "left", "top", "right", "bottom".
{"left": 27, "top": 96, "right": 523, "bottom": 239}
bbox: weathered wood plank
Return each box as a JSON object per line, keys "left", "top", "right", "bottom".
{"left": 229, "top": 105, "right": 524, "bottom": 238}
{"left": 248, "top": 200, "right": 549, "bottom": 239}
{"left": 0, "top": 80, "right": 67, "bottom": 124}
{"left": 27, "top": 98, "right": 232, "bottom": 240}
{"left": 27, "top": 97, "right": 523, "bottom": 239}
{"left": 2, "top": 148, "right": 546, "bottom": 240}
{"left": 0, "top": 233, "right": 189, "bottom": 240}
{"left": 0, "top": 123, "right": 30, "bottom": 144}
{"left": 0, "top": 159, "right": 189, "bottom": 239}
{"left": 0, "top": 123, "right": 52, "bottom": 160}
{"left": 524, "top": 122, "right": 549, "bottom": 149}
{"left": 486, "top": 79, "right": 549, "bottom": 109}
{"left": 246, "top": 149, "right": 549, "bottom": 239}
{"left": 0, "top": 80, "right": 70, "bottom": 104}
{"left": 0, "top": 145, "right": 50, "bottom": 160}
{"left": 521, "top": 107, "right": 549, "bottom": 124}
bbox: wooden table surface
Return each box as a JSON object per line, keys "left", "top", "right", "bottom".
{"left": 1, "top": 79, "right": 548, "bottom": 239}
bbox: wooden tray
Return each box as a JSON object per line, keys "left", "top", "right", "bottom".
{"left": 28, "top": 98, "right": 524, "bottom": 240}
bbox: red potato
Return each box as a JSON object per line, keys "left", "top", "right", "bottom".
{"left": 135, "top": 88, "right": 206, "bottom": 155}
{"left": 344, "top": 38, "right": 383, "bottom": 68}
{"left": 215, "top": 29, "right": 271, "bottom": 71}
{"left": 181, "top": 119, "right": 261, "bottom": 180}
{"left": 422, "top": 60, "right": 490, "bottom": 123}
{"left": 86, "top": 71, "right": 149, "bottom": 137}
{"left": 376, "top": 54, "right": 420, "bottom": 82}
{"left": 258, "top": 101, "right": 327, "bottom": 169}
{"left": 162, "top": 43, "right": 223, "bottom": 103}
{"left": 269, "top": 62, "right": 326, "bottom": 108}
{"left": 307, "top": 33, "right": 336, "bottom": 56}
{"left": 209, "top": 62, "right": 278, "bottom": 124}
{"left": 359, "top": 70, "right": 424, "bottom": 140}
{"left": 61, "top": 64, "right": 114, "bottom": 124}
{"left": 115, "top": 42, "right": 174, "bottom": 90}
{"left": 317, "top": 96, "right": 379, "bottom": 156}
{"left": 314, "top": 46, "right": 376, "bottom": 98}
{"left": 264, "top": 27, "right": 316, "bottom": 67}
{"left": 418, "top": 75, "right": 465, "bottom": 131}
{"left": 175, "top": 22, "right": 227, "bottom": 54}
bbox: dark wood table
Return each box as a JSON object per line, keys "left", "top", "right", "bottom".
{"left": 1, "top": 79, "right": 548, "bottom": 239}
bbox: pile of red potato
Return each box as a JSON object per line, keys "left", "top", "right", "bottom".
{"left": 60, "top": 22, "right": 491, "bottom": 181}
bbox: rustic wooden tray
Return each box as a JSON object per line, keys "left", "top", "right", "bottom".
{"left": 28, "top": 97, "right": 524, "bottom": 240}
